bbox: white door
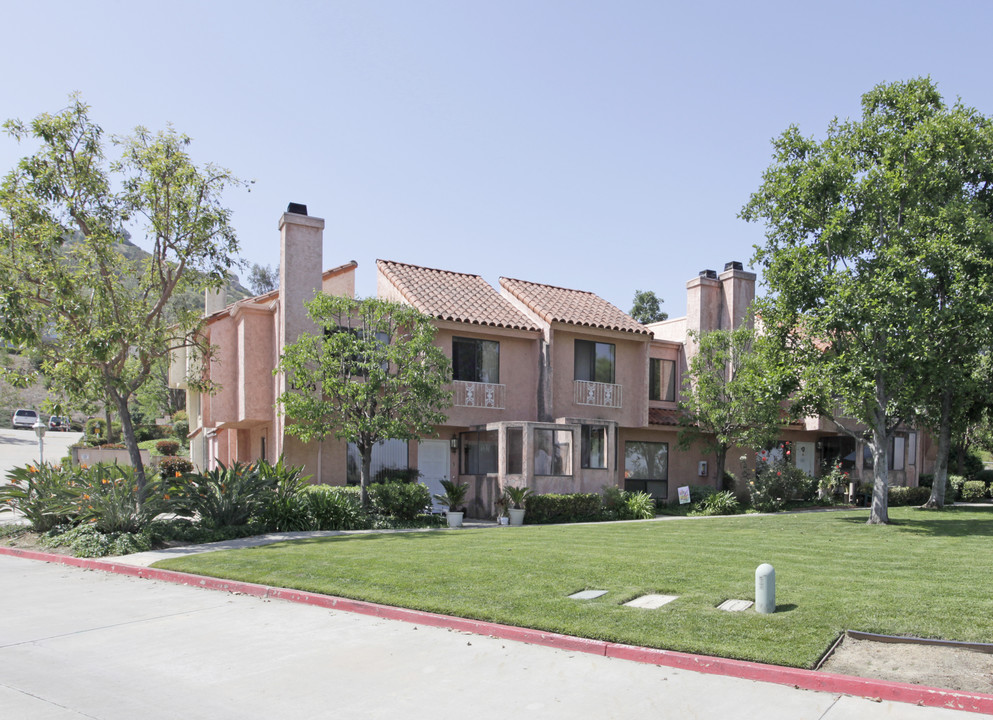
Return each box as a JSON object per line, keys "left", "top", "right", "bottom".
{"left": 795, "top": 442, "right": 816, "bottom": 476}
{"left": 418, "top": 439, "right": 451, "bottom": 512}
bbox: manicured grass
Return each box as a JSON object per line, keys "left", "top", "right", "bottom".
{"left": 153, "top": 506, "right": 993, "bottom": 668}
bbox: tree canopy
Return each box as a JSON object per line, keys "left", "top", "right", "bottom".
{"left": 275, "top": 294, "right": 452, "bottom": 506}
{"left": 0, "top": 97, "right": 246, "bottom": 488}
{"left": 741, "top": 77, "right": 993, "bottom": 523}
{"left": 629, "top": 289, "right": 668, "bottom": 324}
{"left": 678, "top": 326, "right": 788, "bottom": 489}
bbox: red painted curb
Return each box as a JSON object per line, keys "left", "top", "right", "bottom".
{"left": 4, "top": 545, "right": 993, "bottom": 715}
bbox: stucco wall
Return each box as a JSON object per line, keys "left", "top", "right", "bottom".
{"left": 548, "top": 327, "right": 649, "bottom": 427}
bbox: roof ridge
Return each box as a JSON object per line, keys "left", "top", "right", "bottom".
{"left": 500, "top": 276, "right": 599, "bottom": 297}
{"left": 378, "top": 259, "right": 485, "bottom": 281}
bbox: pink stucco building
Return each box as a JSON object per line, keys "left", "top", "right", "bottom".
{"left": 170, "top": 205, "right": 929, "bottom": 517}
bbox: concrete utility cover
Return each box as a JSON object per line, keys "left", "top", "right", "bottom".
{"left": 624, "top": 594, "right": 678, "bottom": 609}
{"left": 569, "top": 590, "right": 608, "bottom": 600}
{"left": 717, "top": 599, "right": 754, "bottom": 612}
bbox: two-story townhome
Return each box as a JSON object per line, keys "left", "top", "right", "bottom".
{"left": 170, "top": 205, "right": 932, "bottom": 517}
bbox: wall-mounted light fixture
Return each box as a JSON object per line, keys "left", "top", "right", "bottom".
{"left": 450, "top": 436, "right": 458, "bottom": 453}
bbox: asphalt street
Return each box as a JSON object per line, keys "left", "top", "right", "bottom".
{"left": 0, "top": 554, "right": 971, "bottom": 720}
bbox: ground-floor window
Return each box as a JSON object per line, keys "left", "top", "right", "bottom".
{"left": 461, "top": 430, "right": 498, "bottom": 474}
{"left": 821, "top": 436, "right": 856, "bottom": 473}
{"left": 534, "top": 428, "right": 572, "bottom": 476}
{"left": 506, "top": 427, "right": 523, "bottom": 475}
{"left": 347, "top": 439, "right": 409, "bottom": 484}
{"left": 624, "top": 441, "right": 668, "bottom": 500}
{"left": 581, "top": 425, "right": 606, "bottom": 469}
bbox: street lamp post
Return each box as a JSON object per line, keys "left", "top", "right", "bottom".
{"left": 33, "top": 418, "right": 47, "bottom": 466}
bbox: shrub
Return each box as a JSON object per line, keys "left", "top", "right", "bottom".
{"left": 974, "top": 469, "right": 993, "bottom": 484}
{"left": 372, "top": 467, "right": 421, "bottom": 484}
{"left": 602, "top": 487, "right": 655, "bottom": 520}
{"left": 304, "top": 485, "right": 368, "bottom": 530}
{"left": 174, "top": 461, "right": 276, "bottom": 528}
{"left": 694, "top": 490, "right": 741, "bottom": 515}
{"left": 948, "top": 475, "right": 966, "bottom": 502}
{"left": 173, "top": 419, "right": 190, "bottom": 441}
{"left": 918, "top": 473, "right": 934, "bottom": 488}
{"left": 63, "top": 464, "right": 179, "bottom": 534}
{"left": 745, "top": 458, "right": 817, "bottom": 512}
{"left": 370, "top": 481, "right": 432, "bottom": 521}
{"left": 960, "top": 451, "right": 984, "bottom": 479}
{"left": 84, "top": 418, "right": 106, "bottom": 442}
{"left": 525, "top": 493, "right": 601, "bottom": 524}
{"left": 0, "top": 463, "right": 75, "bottom": 531}
{"left": 960, "top": 480, "right": 988, "bottom": 502}
{"left": 41, "top": 524, "right": 152, "bottom": 558}
{"left": 159, "top": 456, "right": 194, "bottom": 477}
{"left": 887, "top": 486, "right": 931, "bottom": 506}
{"left": 156, "top": 440, "right": 180, "bottom": 457}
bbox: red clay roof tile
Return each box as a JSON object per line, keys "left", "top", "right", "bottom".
{"left": 499, "top": 277, "right": 651, "bottom": 335}
{"left": 377, "top": 260, "right": 540, "bottom": 331}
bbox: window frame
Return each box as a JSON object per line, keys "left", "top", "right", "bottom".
{"left": 574, "top": 339, "right": 616, "bottom": 384}
{"left": 452, "top": 336, "right": 500, "bottom": 384}
{"left": 581, "top": 425, "right": 607, "bottom": 469}
{"left": 649, "top": 358, "right": 677, "bottom": 402}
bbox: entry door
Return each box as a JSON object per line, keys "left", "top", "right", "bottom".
{"left": 795, "top": 442, "right": 816, "bottom": 477}
{"left": 418, "top": 439, "right": 451, "bottom": 512}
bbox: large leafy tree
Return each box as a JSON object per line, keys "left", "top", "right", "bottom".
{"left": 678, "top": 326, "right": 789, "bottom": 488}
{"left": 742, "top": 78, "right": 993, "bottom": 523}
{"left": 275, "top": 294, "right": 452, "bottom": 507}
{"left": 0, "top": 97, "right": 244, "bottom": 489}
{"left": 629, "top": 289, "right": 668, "bottom": 324}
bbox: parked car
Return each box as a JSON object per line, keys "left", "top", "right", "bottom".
{"left": 49, "top": 415, "right": 71, "bottom": 431}
{"left": 11, "top": 408, "right": 39, "bottom": 429}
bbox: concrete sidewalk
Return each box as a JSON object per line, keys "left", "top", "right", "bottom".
{"left": 0, "top": 553, "right": 973, "bottom": 719}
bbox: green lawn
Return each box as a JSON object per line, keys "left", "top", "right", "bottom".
{"left": 153, "top": 506, "right": 993, "bottom": 668}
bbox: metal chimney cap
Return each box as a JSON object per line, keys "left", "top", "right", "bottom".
{"left": 699, "top": 269, "right": 718, "bottom": 279}
{"left": 724, "top": 261, "right": 743, "bottom": 271}
{"left": 287, "top": 202, "right": 308, "bottom": 216}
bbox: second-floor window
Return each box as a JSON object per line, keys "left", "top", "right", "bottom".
{"left": 453, "top": 337, "right": 500, "bottom": 384}
{"left": 650, "top": 358, "right": 676, "bottom": 402}
{"left": 575, "top": 340, "right": 615, "bottom": 384}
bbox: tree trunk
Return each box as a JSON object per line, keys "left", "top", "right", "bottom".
{"left": 868, "top": 426, "right": 890, "bottom": 524}
{"left": 103, "top": 403, "right": 114, "bottom": 443}
{"left": 360, "top": 443, "right": 372, "bottom": 509}
{"left": 924, "top": 385, "right": 953, "bottom": 509}
{"left": 715, "top": 444, "right": 729, "bottom": 492}
{"left": 109, "top": 387, "right": 147, "bottom": 493}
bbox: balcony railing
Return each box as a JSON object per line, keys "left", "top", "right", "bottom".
{"left": 453, "top": 380, "right": 506, "bottom": 409}
{"left": 575, "top": 380, "right": 623, "bottom": 408}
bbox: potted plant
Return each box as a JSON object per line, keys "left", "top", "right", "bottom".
{"left": 504, "top": 485, "right": 532, "bottom": 526}
{"left": 435, "top": 479, "right": 469, "bottom": 528}
{"left": 494, "top": 492, "right": 509, "bottom": 526}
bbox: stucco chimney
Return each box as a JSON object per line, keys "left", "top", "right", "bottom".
{"left": 718, "top": 261, "right": 756, "bottom": 331}
{"left": 686, "top": 269, "right": 721, "bottom": 338}
{"left": 204, "top": 286, "right": 227, "bottom": 317}
{"left": 278, "top": 203, "right": 325, "bottom": 349}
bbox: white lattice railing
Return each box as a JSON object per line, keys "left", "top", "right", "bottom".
{"left": 453, "top": 380, "right": 506, "bottom": 409}
{"left": 574, "top": 380, "right": 623, "bottom": 408}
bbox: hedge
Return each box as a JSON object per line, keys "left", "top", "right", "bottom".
{"left": 524, "top": 493, "right": 602, "bottom": 524}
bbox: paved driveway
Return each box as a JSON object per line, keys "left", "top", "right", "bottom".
{"left": 0, "top": 554, "right": 969, "bottom": 720}
{"left": 0, "top": 427, "right": 83, "bottom": 475}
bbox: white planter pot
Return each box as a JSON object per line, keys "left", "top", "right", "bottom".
{"left": 508, "top": 508, "right": 525, "bottom": 526}
{"left": 498, "top": 516, "right": 509, "bottom": 526}
{"left": 447, "top": 511, "right": 464, "bottom": 528}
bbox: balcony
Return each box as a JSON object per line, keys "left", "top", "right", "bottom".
{"left": 453, "top": 380, "right": 506, "bottom": 409}
{"left": 575, "top": 380, "right": 623, "bottom": 408}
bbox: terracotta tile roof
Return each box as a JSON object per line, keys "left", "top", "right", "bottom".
{"left": 377, "top": 260, "right": 541, "bottom": 331}
{"left": 499, "top": 277, "right": 651, "bottom": 335}
{"left": 649, "top": 408, "right": 685, "bottom": 426}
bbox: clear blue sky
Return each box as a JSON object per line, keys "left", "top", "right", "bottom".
{"left": 4, "top": 1, "right": 992, "bottom": 318}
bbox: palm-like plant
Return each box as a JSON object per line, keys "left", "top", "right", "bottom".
{"left": 434, "top": 479, "right": 469, "bottom": 511}
{"left": 503, "top": 485, "right": 532, "bottom": 510}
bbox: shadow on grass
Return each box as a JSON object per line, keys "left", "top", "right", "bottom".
{"left": 251, "top": 527, "right": 481, "bottom": 550}
{"left": 834, "top": 505, "right": 993, "bottom": 538}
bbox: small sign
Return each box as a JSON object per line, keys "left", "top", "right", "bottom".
{"left": 155, "top": 418, "right": 171, "bottom": 426}
{"left": 678, "top": 485, "right": 691, "bottom": 504}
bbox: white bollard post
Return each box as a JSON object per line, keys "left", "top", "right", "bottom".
{"left": 755, "top": 563, "right": 775, "bottom": 614}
